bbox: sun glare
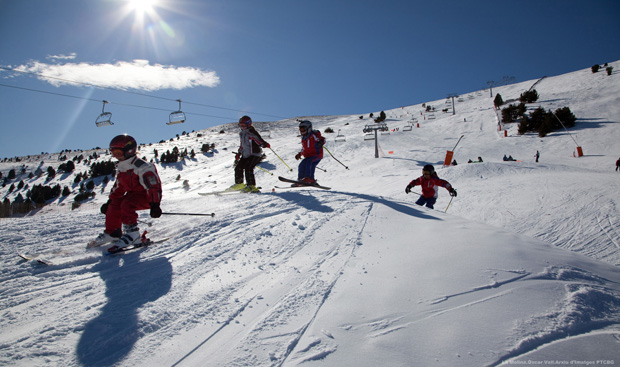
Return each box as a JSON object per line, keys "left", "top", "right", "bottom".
{"left": 127, "top": 0, "right": 158, "bottom": 14}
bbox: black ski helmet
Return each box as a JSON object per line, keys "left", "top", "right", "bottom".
{"left": 298, "top": 120, "right": 312, "bottom": 131}
{"left": 239, "top": 115, "right": 252, "bottom": 127}
{"left": 422, "top": 164, "right": 435, "bottom": 174}
{"left": 109, "top": 134, "right": 137, "bottom": 159}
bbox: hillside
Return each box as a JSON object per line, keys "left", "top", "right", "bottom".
{"left": 1, "top": 61, "right": 619, "bottom": 366}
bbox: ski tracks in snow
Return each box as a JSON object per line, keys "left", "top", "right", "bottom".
{"left": 0, "top": 191, "right": 371, "bottom": 367}
{"left": 138, "top": 191, "right": 373, "bottom": 367}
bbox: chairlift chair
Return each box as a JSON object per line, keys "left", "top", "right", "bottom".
{"left": 334, "top": 129, "right": 346, "bottom": 142}
{"left": 364, "top": 133, "right": 375, "bottom": 141}
{"left": 167, "top": 99, "right": 186, "bottom": 125}
{"left": 95, "top": 100, "right": 114, "bottom": 127}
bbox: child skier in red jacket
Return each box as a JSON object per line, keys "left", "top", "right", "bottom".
{"left": 294, "top": 120, "right": 326, "bottom": 185}
{"left": 88, "top": 134, "right": 162, "bottom": 252}
{"left": 405, "top": 164, "right": 457, "bottom": 209}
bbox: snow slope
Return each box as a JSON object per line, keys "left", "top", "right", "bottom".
{"left": 1, "top": 61, "right": 620, "bottom": 366}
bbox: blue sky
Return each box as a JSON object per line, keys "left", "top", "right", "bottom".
{"left": 1, "top": 0, "right": 619, "bottom": 158}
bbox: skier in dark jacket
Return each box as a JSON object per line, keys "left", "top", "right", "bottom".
{"left": 230, "top": 115, "right": 270, "bottom": 193}
{"left": 616, "top": 158, "right": 620, "bottom": 172}
{"left": 405, "top": 164, "right": 457, "bottom": 209}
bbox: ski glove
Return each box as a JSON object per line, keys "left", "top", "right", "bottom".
{"left": 295, "top": 152, "right": 302, "bottom": 160}
{"left": 262, "top": 142, "right": 270, "bottom": 149}
{"left": 405, "top": 184, "right": 413, "bottom": 194}
{"left": 449, "top": 188, "right": 457, "bottom": 197}
{"left": 235, "top": 153, "right": 241, "bottom": 161}
{"left": 150, "top": 203, "right": 162, "bottom": 218}
{"left": 100, "top": 201, "right": 109, "bottom": 214}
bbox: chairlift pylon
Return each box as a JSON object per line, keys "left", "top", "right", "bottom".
{"left": 95, "top": 100, "right": 114, "bottom": 127}
{"left": 167, "top": 99, "right": 186, "bottom": 125}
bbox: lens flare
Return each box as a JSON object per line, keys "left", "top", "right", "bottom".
{"left": 127, "top": 0, "right": 158, "bottom": 15}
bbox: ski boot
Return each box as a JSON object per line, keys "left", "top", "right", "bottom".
{"left": 87, "top": 229, "right": 121, "bottom": 248}
{"left": 107, "top": 224, "right": 142, "bottom": 253}
{"left": 242, "top": 185, "right": 260, "bottom": 193}
{"left": 228, "top": 183, "right": 247, "bottom": 191}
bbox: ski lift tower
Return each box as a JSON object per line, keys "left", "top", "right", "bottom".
{"left": 447, "top": 93, "right": 459, "bottom": 115}
{"left": 487, "top": 80, "right": 498, "bottom": 98}
{"left": 363, "top": 122, "right": 389, "bottom": 158}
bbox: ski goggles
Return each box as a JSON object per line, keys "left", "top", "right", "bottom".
{"left": 110, "top": 148, "right": 125, "bottom": 158}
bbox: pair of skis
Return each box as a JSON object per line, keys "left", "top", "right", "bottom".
{"left": 17, "top": 252, "right": 59, "bottom": 265}
{"left": 18, "top": 234, "right": 168, "bottom": 265}
{"left": 198, "top": 186, "right": 262, "bottom": 196}
{"left": 104, "top": 230, "right": 170, "bottom": 254}
{"left": 275, "top": 176, "right": 331, "bottom": 190}
{"left": 106, "top": 236, "right": 169, "bottom": 254}
{"left": 198, "top": 177, "right": 330, "bottom": 196}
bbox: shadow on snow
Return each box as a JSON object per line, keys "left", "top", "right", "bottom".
{"left": 77, "top": 252, "right": 172, "bottom": 367}
{"left": 273, "top": 190, "right": 438, "bottom": 220}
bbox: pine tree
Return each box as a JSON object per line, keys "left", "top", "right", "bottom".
{"left": 47, "top": 166, "right": 56, "bottom": 180}
{"left": 494, "top": 93, "right": 504, "bottom": 108}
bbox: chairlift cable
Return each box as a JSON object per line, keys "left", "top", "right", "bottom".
{"left": 0, "top": 82, "right": 101, "bottom": 102}
{"left": 0, "top": 82, "right": 244, "bottom": 121}
{"left": 0, "top": 66, "right": 287, "bottom": 119}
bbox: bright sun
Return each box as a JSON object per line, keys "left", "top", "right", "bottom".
{"left": 127, "top": 0, "right": 158, "bottom": 14}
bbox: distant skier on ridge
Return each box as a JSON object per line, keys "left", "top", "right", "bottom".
{"left": 405, "top": 164, "right": 457, "bottom": 209}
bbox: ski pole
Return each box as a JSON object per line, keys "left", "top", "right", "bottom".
{"left": 162, "top": 212, "right": 215, "bottom": 217}
{"left": 316, "top": 166, "right": 327, "bottom": 172}
{"left": 256, "top": 165, "right": 274, "bottom": 176}
{"left": 444, "top": 197, "right": 454, "bottom": 213}
{"left": 324, "top": 146, "right": 349, "bottom": 170}
{"left": 269, "top": 148, "right": 293, "bottom": 171}
{"left": 137, "top": 219, "right": 153, "bottom": 227}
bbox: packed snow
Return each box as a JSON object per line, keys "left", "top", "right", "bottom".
{"left": 1, "top": 61, "right": 620, "bottom": 367}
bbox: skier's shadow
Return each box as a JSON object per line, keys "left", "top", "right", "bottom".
{"left": 274, "top": 191, "right": 334, "bottom": 213}
{"left": 77, "top": 252, "right": 172, "bottom": 367}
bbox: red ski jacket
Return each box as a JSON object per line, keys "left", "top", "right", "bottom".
{"left": 408, "top": 175, "right": 452, "bottom": 199}
{"left": 110, "top": 156, "right": 162, "bottom": 204}
{"left": 300, "top": 130, "right": 325, "bottom": 159}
